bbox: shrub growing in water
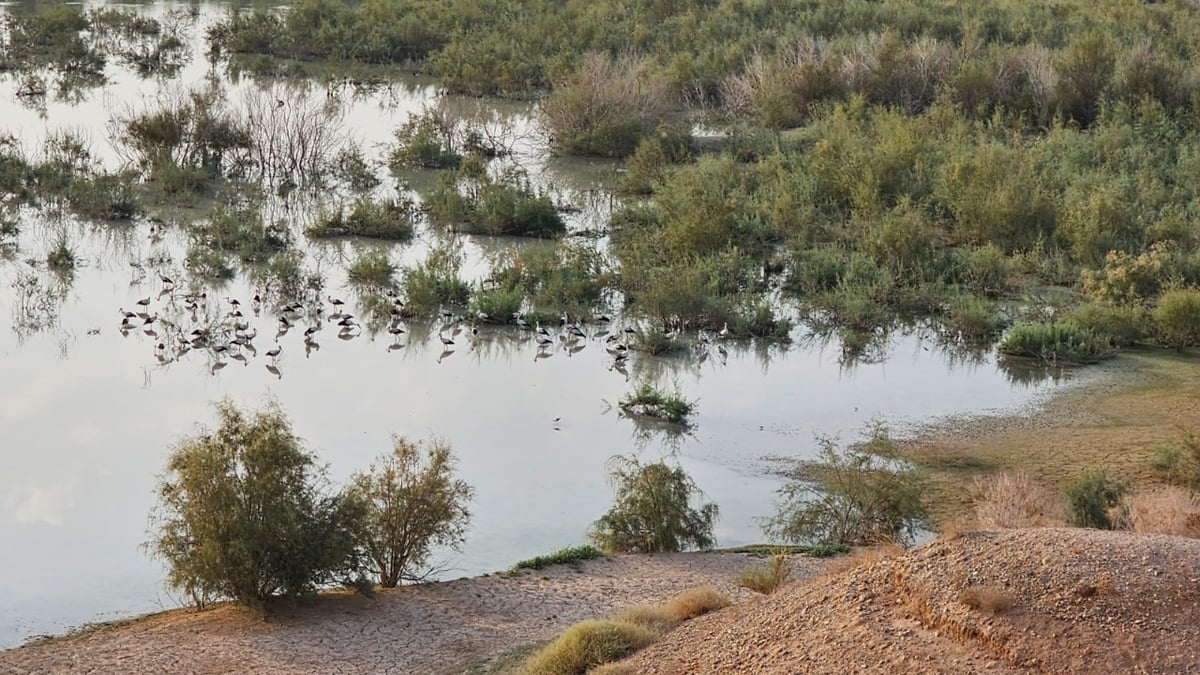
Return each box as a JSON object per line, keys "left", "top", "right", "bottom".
{"left": 147, "top": 400, "right": 364, "bottom": 611}
{"left": 618, "top": 383, "right": 695, "bottom": 425}
{"left": 388, "top": 109, "right": 462, "bottom": 170}
{"left": 590, "top": 455, "right": 719, "bottom": 554}
{"left": 347, "top": 250, "right": 396, "bottom": 287}
{"left": 345, "top": 436, "right": 473, "bottom": 588}
{"left": 306, "top": 198, "right": 418, "bottom": 240}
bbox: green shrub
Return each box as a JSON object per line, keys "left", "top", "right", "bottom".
{"left": 402, "top": 245, "right": 472, "bottom": 313}
{"left": 307, "top": 198, "right": 418, "bottom": 240}
{"left": 192, "top": 201, "right": 290, "bottom": 263}
{"left": 251, "top": 251, "right": 324, "bottom": 303}
{"left": 508, "top": 545, "right": 605, "bottom": 573}
{"left": 955, "top": 244, "right": 1015, "bottom": 297}
{"left": 521, "top": 620, "right": 656, "bottom": 675}
{"left": 388, "top": 109, "right": 461, "bottom": 170}
{"left": 345, "top": 436, "right": 473, "bottom": 588}
{"left": 470, "top": 180, "right": 564, "bottom": 238}
{"left": 1063, "top": 470, "right": 1128, "bottom": 530}
{"left": 998, "top": 321, "right": 1110, "bottom": 363}
{"left": 470, "top": 287, "right": 523, "bottom": 324}
{"left": 618, "top": 383, "right": 694, "bottom": 425}
{"left": 67, "top": 171, "right": 140, "bottom": 220}
{"left": 332, "top": 146, "right": 380, "bottom": 190}
{"left": 1149, "top": 428, "right": 1200, "bottom": 490}
{"left": 1069, "top": 302, "right": 1149, "bottom": 347}
{"left": 1154, "top": 288, "right": 1200, "bottom": 352}
{"left": 147, "top": 400, "right": 365, "bottom": 611}
{"left": 763, "top": 429, "right": 929, "bottom": 546}
{"left": 347, "top": 251, "right": 396, "bottom": 287}
{"left": 186, "top": 245, "right": 234, "bottom": 280}
{"left": 590, "top": 456, "right": 719, "bottom": 554}
{"left": 46, "top": 237, "right": 76, "bottom": 271}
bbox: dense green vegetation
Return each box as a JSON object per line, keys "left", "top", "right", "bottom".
{"left": 148, "top": 401, "right": 475, "bottom": 609}
{"left": 199, "top": 0, "right": 1200, "bottom": 355}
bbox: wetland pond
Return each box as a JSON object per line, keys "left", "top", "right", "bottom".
{"left": 0, "top": 0, "right": 1082, "bottom": 648}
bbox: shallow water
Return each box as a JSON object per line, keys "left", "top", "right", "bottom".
{"left": 0, "top": 0, "right": 1079, "bottom": 648}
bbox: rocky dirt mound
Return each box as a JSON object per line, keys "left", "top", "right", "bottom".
{"left": 619, "top": 528, "right": 1200, "bottom": 674}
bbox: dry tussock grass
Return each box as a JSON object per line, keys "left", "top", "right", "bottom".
{"left": 736, "top": 554, "right": 792, "bottom": 595}
{"left": 973, "top": 470, "right": 1065, "bottom": 529}
{"left": 611, "top": 604, "right": 679, "bottom": 636}
{"left": 958, "top": 586, "right": 1016, "bottom": 613}
{"left": 520, "top": 620, "right": 655, "bottom": 675}
{"left": 662, "top": 586, "right": 732, "bottom": 622}
{"left": 522, "top": 586, "right": 732, "bottom": 674}
{"left": 1125, "top": 487, "right": 1200, "bottom": 538}
{"left": 824, "top": 542, "right": 904, "bottom": 577}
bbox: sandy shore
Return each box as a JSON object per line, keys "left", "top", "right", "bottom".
{"left": 0, "top": 552, "right": 830, "bottom": 674}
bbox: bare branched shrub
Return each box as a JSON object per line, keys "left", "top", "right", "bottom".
{"left": 242, "top": 85, "right": 347, "bottom": 183}
{"left": 720, "top": 39, "right": 842, "bottom": 128}
{"left": 973, "top": 471, "right": 1065, "bottom": 529}
{"left": 1125, "top": 487, "right": 1200, "bottom": 538}
{"left": 958, "top": 586, "right": 1015, "bottom": 613}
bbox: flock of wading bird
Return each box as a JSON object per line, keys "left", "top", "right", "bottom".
{"left": 115, "top": 274, "right": 736, "bottom": 378}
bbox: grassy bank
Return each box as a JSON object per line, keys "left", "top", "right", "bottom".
{"left": 900, "top": 350, "right": 1200, "bottom": 524}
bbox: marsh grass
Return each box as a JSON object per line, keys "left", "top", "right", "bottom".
{"left": 470, "top": 287, "right": 522, "bottom": 324}
{"left": 617, "top": 383, "right": 694, "bottom": 425}
{"left": 426, "top": 168, "right": 565, "bottom": 238}
{"left": 402, "top": 246, "right": 471, "bottom": 314}
{"left": 46, "top": 236, "right": 77, "bottom": 270}
{"left": 347, "top": 251, "right": 396, "bottom": 287}
{"left": 307, "top": 198, "right": 418, "bottom": 240}
{"left": 191, "top": 201, "right": 290, "bottom": 263}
